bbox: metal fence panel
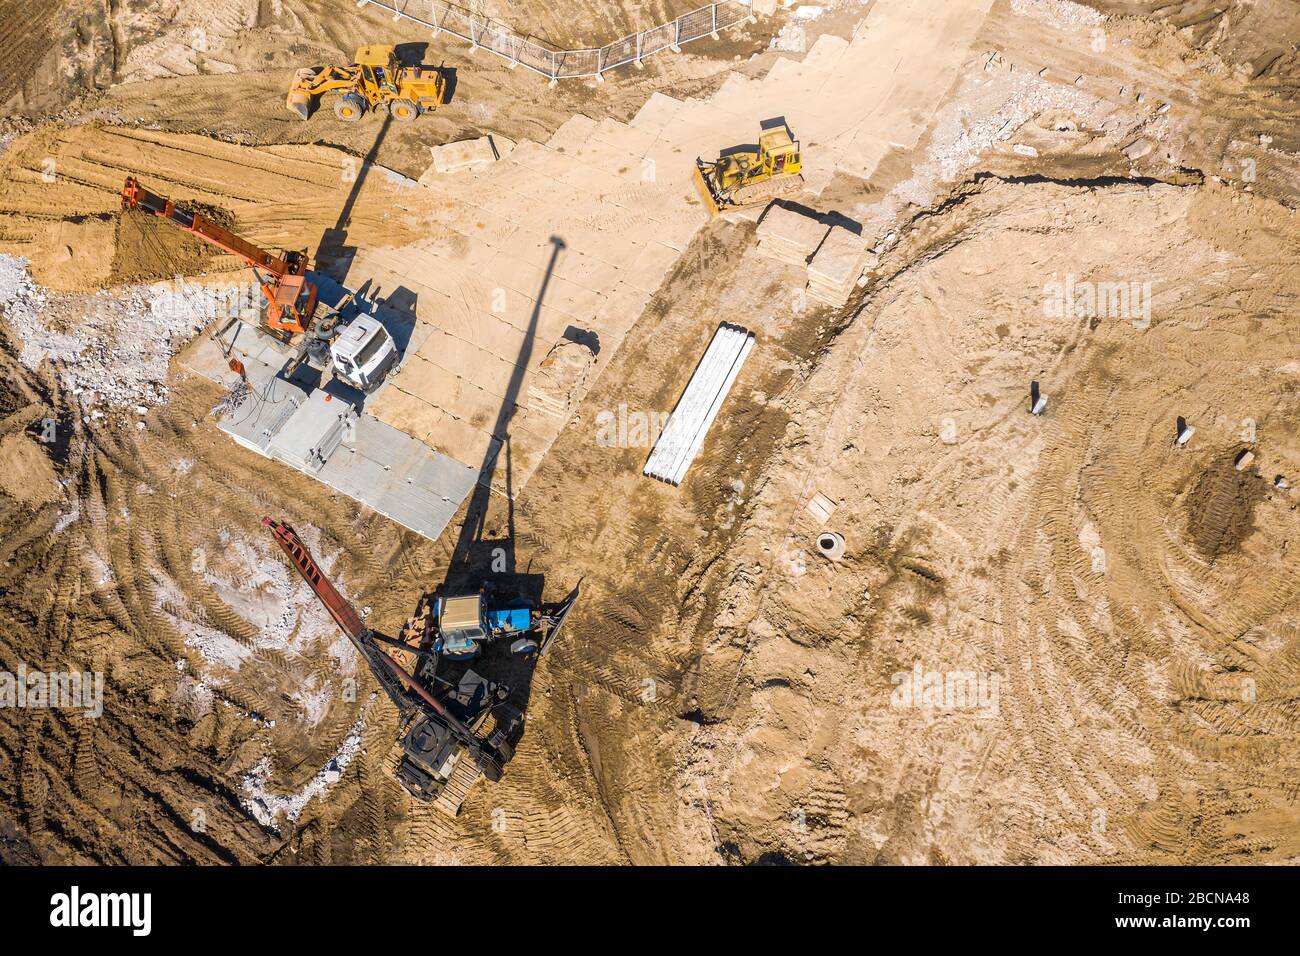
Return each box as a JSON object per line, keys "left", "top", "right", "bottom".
{"left": 640, "top": 23, "right": 676, "bottom": 58}
{"left": 677, "top": 6, "right": 718, "bottom": 45}
{"left": 599, "top": 34, "right": 639, "bottom": 73}
{"left": 359, "top": 0, "right": 753, "bottom": 81}
{"left": 516, "top": 39, "right": 557, "bottom": 76}
{"left": 555, "top": 49, "right": 600, "bottom": 78}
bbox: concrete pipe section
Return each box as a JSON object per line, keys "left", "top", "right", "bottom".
{"left": 816, "top": 531, "right": 846, "bottom": 561}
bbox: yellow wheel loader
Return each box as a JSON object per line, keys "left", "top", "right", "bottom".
{"left": 693, "top": 126, "right": 805, "bottom": 217}
{"left": 286, "top": 44, "right": 446, "bottom": 122}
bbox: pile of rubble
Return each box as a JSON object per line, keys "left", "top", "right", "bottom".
{"left": 0, "top": 254, "right": 238, "bottom": 414}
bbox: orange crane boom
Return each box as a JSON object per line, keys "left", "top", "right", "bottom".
{"left": 120, "top": 176, "right": 318, "bottom": 335}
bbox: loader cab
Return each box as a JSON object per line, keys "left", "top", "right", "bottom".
{"left": 354, "top": 44, "right": 400, "bottom": 95}
{"left": 328, "top": 313, "right": 398, "bottom": 392}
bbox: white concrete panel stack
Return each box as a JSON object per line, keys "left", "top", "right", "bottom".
{"left": 644, "top": 323, "right": 756, "bottom": 486}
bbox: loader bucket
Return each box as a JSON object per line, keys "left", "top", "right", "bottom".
{"left": 692, "top": 160, "right": 722, "bottom": 219}
{"left": 286, "top": 89, "right": 311, "bottom": 120}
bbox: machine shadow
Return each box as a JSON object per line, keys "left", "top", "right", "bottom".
{"left": 316, "top": 112, "right": 392, "bottom": 285}
{"left": 422, "top": 236, "right": 574, "bottom": 760}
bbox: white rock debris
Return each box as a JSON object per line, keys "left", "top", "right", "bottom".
{"left": 886, "top": 70, "right": 1107, "bottom": 213}
{"left": 1010, "top": 0, "right": 1103, "bottom": 30}
{"left": 0, "top": 253, "right": 239, "bottom": 412}
{"left": 240, "top": 709, "right": 371, "bottom": 830}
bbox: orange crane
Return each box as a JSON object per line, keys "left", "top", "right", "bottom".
{"left": 120, "top": 176, "right": 318, "bottom": 335}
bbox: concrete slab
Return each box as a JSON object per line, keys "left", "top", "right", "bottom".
{"left": 268, "top": 388, "right": 351, "bottom": 472}
{"left": 629, "top": 93, "right": 685, "bottom": 134}
{"left": 591, "top": 117, "right": 660, "bottom": 157}
{"left": 808, "top": 226, "right": 868, "bottom": 286}
{"left": 309, "top": 416, "right": 478, "bottom": 540}
{"left": 544, "top": 114, "right": 600, "bottom": 154}
{"left": 756, "top": 203, "right": 831, "bottom": 263}
{"left": 422, "top": 135, "right": 512, "bottom": 178}
{"left": 219, "top": 375, "right": 307, "bottom": 456}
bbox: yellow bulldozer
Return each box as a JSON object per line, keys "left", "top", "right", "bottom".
{"left": 693, "top": 125, "right": 804, "bottom": 217}
{"left": 286, "top": 44, "right": 446, "bottom": 122}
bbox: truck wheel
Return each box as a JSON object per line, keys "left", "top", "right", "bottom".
{"left": 388, "top": 99, "right": 419, "bottom": 122}
{"left": 334, "top": 93, "right": 366, "bottom": 122}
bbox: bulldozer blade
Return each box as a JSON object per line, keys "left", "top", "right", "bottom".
{"left": 692, "top": 161, "right": 722, "bottom": 219}
{"left": 286, "top": 90, "right": 311, "bottom": 120}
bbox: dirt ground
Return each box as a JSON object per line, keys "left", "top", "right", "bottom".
{"left": 2, "top": 0, "right": 1299, "bottom": 865}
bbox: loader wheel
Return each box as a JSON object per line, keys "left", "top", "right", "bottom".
{"left": 334, "top": 93, "right": 365, "bottom": 122}
{"left": 388, "top": 99, "right": 419, "bottom": 122}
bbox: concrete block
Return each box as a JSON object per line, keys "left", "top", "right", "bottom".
{"left": 808, "top": 226, "right": 868, "bottom": 286}
{"left": 756, "top": 203, "right": 831, "bottom": 263}
{"left": 806, "top": 491, "right": 836, "bottom": 524}
{"left": 422, "top": 135, "right": 514, "bottom": 179}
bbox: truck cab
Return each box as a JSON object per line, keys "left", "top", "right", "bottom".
{"left": 434, "top": 593, "right": 539, "bottom": 660}
{"left": 329, "top": 314, "right": 398, "bottom": 392}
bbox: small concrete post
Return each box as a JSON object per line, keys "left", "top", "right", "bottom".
{"left": 711, "top": 4, "right": 720, "bottom": 40}
{"left": 671, "top": 17, "right": 681, "bottom": 52}
{"left": 1030, "top": 381, "right": 1047, "bottom": 415}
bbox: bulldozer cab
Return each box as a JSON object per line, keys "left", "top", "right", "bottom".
{"left": 759, "top": 127, "right": 801, "bottom": 176}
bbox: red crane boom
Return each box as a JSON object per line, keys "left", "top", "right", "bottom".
{"left": 260, "top": 517, "right": 491, "bottom": 749}
{"left": 121, "top": 176, "right": 318, "bottom": 335}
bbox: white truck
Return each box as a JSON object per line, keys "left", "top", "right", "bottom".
{"left": 305, "top": 308, "right": 399, "bottom": 393}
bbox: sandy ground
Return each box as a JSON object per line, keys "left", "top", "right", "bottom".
{"left": 1, "top": 0, "right": 1299, "bottom": 864}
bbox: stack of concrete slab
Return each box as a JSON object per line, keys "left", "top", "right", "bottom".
{"left": 806, "top": 226, "right": 872, "bottom": 306}
{"left": 755, "top": 203, "right": 830, "bottom": 266}
{"left": 179, "top": 314, "right": 480, "bottom": 543}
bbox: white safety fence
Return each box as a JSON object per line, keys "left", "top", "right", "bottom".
{"left": 357, "top": 0, "right": 756, "bottom": 82}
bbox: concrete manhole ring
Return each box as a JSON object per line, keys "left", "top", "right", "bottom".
{"left": 815, "top": 531, "right": 845, "bottom": 561}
